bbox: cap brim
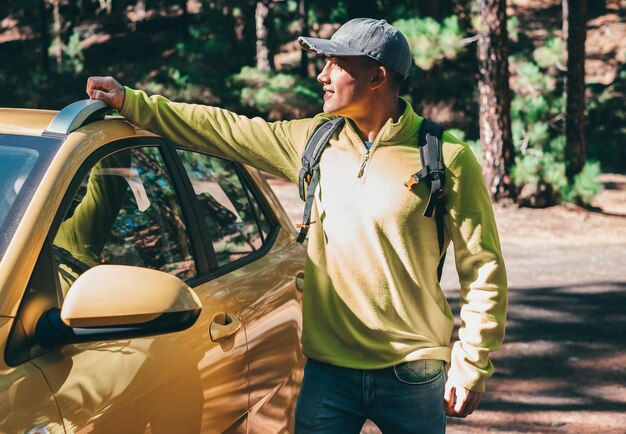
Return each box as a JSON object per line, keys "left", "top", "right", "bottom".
{"left": 298, "top": 36, "right": 364, "bottom": 57}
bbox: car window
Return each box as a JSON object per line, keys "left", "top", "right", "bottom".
{"left": 0, "top": 145, "right": 39, "bottom": 228}
{"left": 177, "top": 149, "right": 271, "bottom": 267}
{"left": 53, "top": 146, "right": 196, "bottom": 297}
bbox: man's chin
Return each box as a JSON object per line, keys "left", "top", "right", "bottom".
{"left": 322, "top": 104, "right": 340, "bottom": 115}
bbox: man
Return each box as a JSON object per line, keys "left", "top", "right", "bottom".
{"left": 87, "top": 18, "right": 507, "bottom": 433}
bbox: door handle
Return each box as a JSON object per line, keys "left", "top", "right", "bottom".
{"left": 295, "top": 272, "right": 305, "bottom": 293}
{"left": 209, "top": 313, "right": 241, "bottom": 342}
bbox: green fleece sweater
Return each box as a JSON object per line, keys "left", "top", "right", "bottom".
{"left": 121, "top": 88, "right": 508, "bottom": 393}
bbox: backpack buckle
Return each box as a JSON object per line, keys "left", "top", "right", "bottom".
{"left": 296, "top": 221, "right": 315, "bottom": 229}
{"left": 404, "top": 174, "right": 420, "bottom": 190}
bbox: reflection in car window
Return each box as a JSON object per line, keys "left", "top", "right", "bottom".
{"left": 0, "top": 145, "right": 39, "bottom": 229}
{"left": 53, "top": 146, "right": 196, "bottom": 296}
{"left": 177, "top": 149, "right": 270, "bottom": 267}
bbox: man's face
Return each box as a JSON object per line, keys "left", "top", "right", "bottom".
{"left": 317, "top": 56, "right": 375, "bottom": 118}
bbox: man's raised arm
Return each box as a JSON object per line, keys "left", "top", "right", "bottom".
{"left": 86, "top": 76, "right": 325, "bottom": 183}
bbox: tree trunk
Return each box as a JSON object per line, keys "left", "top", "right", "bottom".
{"left": 240, "top": 1, "right": 257, "bottom": 65}
{"left": 477, "top": 0, "right": 516, "bottom": 203}
{"left": 299, "top": 0, "right": 308, "bottom": 76}
{"left": 50, "top": 0, "right": 63, "bottom": 67}
{"left": 563, "top": 0, "right": 587, "bottom": 180}
{"left": 180, "top": 0, "right": 189, "bottom": 40}
{"left": 40, "top": 0, "right": 51, "bottom": 73}
{"left": 255, "top": 1, "right": 273, "bottom": 71}
{"left": 222, "top": 4, "right": 240, "bottom": 61}
{"left": 421, "top": 0, "right": 440, "bottom": 19}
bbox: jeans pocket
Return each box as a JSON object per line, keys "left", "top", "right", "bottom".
{"left": 393, "top": 359, "right": 444, "bottom": 385}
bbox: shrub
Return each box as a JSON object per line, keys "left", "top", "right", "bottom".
{"left": 231, "top": 66, "right": 321, "bottom": 120}
{"left": 393, "top": 16, "right": 465, "bottom": 70}
{"left": 563, "top": 161, "right": 604, "bottom": 205}
{"left": 509, "top": 42, "right": 604, "bottom": 207}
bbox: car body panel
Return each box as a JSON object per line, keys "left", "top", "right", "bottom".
{"left": 0, "top": 316, "right": 65, "bottom": 433}
{"left": 221, "top": 229, "right": 305, "bottom": 433}
{"left": 234, "top": 168, "right": 306, "bottom": 432}
{"left": 0, "top": 108, "right": 57, "bottom": 136}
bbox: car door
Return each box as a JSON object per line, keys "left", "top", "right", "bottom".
{"left": 174, "top": 148, "right": 306, "bottom": 434}
{"left": 14, "top": 141, "right": 249, "bottom": 433}
{"left": 0, "top": 319, "right": 65, "bottom": 434}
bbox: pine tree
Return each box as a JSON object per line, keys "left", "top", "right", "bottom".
{"left": 255, "top": 0, "right": 273, "bottom": 71}
{"left": 477, "top": 0, "right": 516, "bottom": 202}
{"left": 563, "top": 0, "right": 588, "bottom": 180}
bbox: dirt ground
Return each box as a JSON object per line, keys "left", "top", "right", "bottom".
{"left": 266, "top": 173, "right": 626, "bottom": 434}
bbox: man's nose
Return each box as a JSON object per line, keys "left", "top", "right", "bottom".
{"left": 317, "top": 61, "right": 330, "bottom": 84}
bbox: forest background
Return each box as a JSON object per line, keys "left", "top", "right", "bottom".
{"left": 0, "top": 0, "right": 624, "bottom": 208}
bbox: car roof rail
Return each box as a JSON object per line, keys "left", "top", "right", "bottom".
{"left": 42, "top": 99, "right": 112, "bottom": 137}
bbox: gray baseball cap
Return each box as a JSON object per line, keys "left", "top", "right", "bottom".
{"left": 298, "top": 18, "right": 412, "bottom": 79}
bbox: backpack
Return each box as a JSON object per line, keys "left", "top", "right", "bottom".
{"left": 296, "top": 117, "right": 448, "bottom": 281}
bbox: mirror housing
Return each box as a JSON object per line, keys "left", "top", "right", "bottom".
{"left": 36, "top": 265, "right": 202, "bottom": 346}
{"left": 61, "top": 265, "right": 201, "bottom": 327}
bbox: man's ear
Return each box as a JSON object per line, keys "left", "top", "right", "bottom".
{"left": 370, "top": 66, "right": 387, "bottom": 89}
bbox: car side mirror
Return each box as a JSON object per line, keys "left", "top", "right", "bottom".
{"left": 61, "top": 264, "right": 201, "bottom": 327}
{"left": 36, "top": 265, "right": 202, "bottom": 346}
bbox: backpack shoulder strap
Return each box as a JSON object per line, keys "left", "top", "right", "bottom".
{"left": 404, "top": 118, "right": 447, "bottom": 280}
{"left": 296, "top": 117, "right": 345, "bottom": 243}
{"left": 415, "top": 118, "right": 446, "bottom": 218}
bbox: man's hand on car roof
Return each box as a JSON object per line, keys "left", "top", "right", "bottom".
{"left": 86, "top": 76, "right": 125, "bottom": 111}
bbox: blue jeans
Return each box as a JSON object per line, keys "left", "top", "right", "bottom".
{"left": 295, "top": 358, "right": 446, "bottom": 434}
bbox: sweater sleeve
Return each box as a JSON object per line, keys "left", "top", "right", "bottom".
{"left": 443, "top": 145, "right": 508, "bottom": 393}
{"left": 120, "top": 87, "right": 324, "bottom": 183}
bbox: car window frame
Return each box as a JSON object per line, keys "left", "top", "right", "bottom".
{"left": 167, "top": 143, "right": 280, "bottom": 282}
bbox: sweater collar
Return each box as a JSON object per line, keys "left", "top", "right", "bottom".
{"left": 344, "top": 98, "right": 422, "bottom": 147}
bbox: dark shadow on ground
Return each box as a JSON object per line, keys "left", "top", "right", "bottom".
{"left": 446, "top": 281, "right": 626, "bottom": 414}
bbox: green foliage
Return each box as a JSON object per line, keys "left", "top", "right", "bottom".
{"left": 509, "top": 49, "right": 604, "bottom": 206}
{"left": 393, "top": 16, "right": 465, "bottom": 70}
{"left": 231, "top": 67, "right": 321, "bottom": 119}
{"left": 513, "top": 153, "right": 569, "bottom": 193}
{"left": 533, "top": 37, "right": 565, "bottom": 70}
{"left": 567, "top": 161, "right": 604, "bottom": 204}
{"left": 328, "top": 2, "right": 348, "bottom": 23}
{"left": 507, "top": 16, "right": 520, "bottom": 43}
{"left": 50, "top": 30, "right": 85, "bottom": 74}
{"left": 512, "top": 59, "right": 556, "bottom": 96}
{"left": 513, "top": 153, "right": 545, "bottom": 186}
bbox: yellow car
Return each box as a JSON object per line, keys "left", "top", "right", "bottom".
{"left": 0, "top": 100, "right": 306, "bottom": 433}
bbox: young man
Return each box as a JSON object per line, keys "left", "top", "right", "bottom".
{"left": 87, "top": 18, "right": 507, "bottom": 433}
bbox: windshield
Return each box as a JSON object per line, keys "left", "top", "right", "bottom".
{"left": 0, "top": 146, "right": 39, "bottom": 227}
{"left": 0, "top": 134, "right": 63, "bottom": 260}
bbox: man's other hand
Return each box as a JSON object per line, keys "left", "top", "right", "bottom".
{"left": 443, "top": 380, "right": 481, "bottom": 418}
{"left": 86, "top": 76, "right": 125, "bottom": 111}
